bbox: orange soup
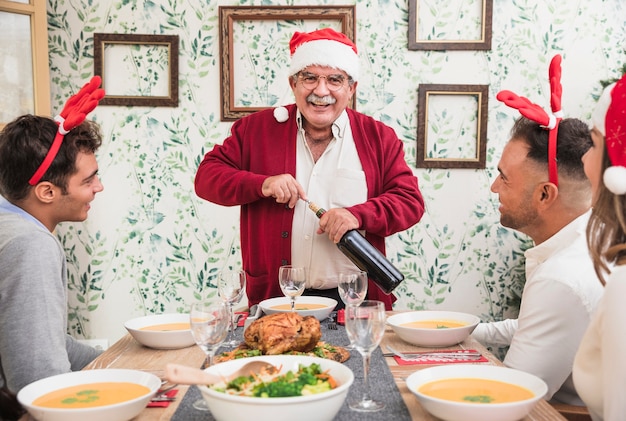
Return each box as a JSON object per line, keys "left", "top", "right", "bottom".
{"left": 418, "top": 378, "right": 534, "bottom": 404}
{"left": 33, "top": 382, "right": 150, "bottom": 408}
{"left": 401, "top": 319, "right": 467, "bottom": 329}
{"left": 140, "top": 322, "right": 189, "bottom": 331}
{"left": 272, "top": 303, "right": 327, "bottom": 311}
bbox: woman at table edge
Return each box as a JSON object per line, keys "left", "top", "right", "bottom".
{"left": 573, "top": 71, "right": 626, "bottom": 420}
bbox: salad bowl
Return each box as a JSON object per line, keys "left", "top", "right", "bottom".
{"left": 197, "top": 354, "right": 353, "bottom": 421}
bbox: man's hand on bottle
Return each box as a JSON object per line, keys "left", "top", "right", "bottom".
{"left": 317, "top": 208, "right": 359, "bottom": 243}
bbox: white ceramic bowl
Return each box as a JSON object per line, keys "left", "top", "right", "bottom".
{"left": 197, "top": 354, "right": 353, "bottom": 421}
{"left": 387, "top": 310, "right": 480, "bottom": 347}
{"left": 259, "top": 296, "right": 337, "bottom": 321}
{"left": 124, "top": 313, "right": 195, "bottom": 349}
{"left": 406, "top": 364, "right": 548, "bottom": 421}
{"left": 17, "top": 369, "right": 160, "bottom": 421}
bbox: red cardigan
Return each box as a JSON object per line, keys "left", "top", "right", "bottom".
{"left": 195, "top": 104, "right": 424, "bottom": 309}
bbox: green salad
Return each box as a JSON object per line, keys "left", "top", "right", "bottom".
{"left": 210, "top": 363, "right": 337, "bottom": 397}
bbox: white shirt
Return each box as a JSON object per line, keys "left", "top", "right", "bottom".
{"left": 291, "top": 110, "right": 368, "bottom": 289}
{"left": 574, "top": 265, "right": 626, "bottom": 420}
{"left": 472, "top": 212, "right": 604, "bottom": 404}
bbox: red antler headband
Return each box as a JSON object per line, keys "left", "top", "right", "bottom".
{"left": 496, "top": 54, "right": 563, "bottom": 186}
{"left": 602, "top": 73, "right": 626, "bottom": 195}
{"left": 29, "top": 76, "right": 105, "bottom": 185}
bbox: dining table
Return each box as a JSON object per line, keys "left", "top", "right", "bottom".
{"left": 23, "top": 311, "right": 567, "bottom": 421}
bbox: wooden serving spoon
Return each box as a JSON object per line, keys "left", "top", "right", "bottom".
{"left": 164, "top": 361, "right": 278, "bottom": 386}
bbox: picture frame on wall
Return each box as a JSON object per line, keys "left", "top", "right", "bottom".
{"left": 219, "top": 5, "right": 355, "bottom": 121}
{"left": 408, "top": 0, "right": 493, "bottom": 51}
{"left": 417, "top": 84, "right": 489, "bottom": 169}
{"left": 93, "top": 33, "right": 179, "bottom": 107}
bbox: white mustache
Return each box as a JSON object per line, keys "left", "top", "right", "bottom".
{"left": 307, "top": 94, "right": 336, "bottom": 105}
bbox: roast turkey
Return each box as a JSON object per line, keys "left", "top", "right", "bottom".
{"left": 243, "top": 312, "right": 321, "bottom": 355}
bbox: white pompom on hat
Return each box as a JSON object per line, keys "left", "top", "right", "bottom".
{"left": 288, "top": 28, "right": 359, "bottom": 81}
{"left": 595, "top": 73, "right": 626, "bottom": 195}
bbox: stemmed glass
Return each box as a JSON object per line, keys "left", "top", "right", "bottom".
{"left": 345, "top": 300, "right": 386, "bottom": 412}
{"left": 278, "top": 265, "right": 306, "bottom": 312}
{"left": 189, "top": 301, "right": 230, "bottom": 411}
{"left": 338, "top": 270, "right": 368, "bottom": 349}
{"left": 338, "top": 270, "right": 368, "bottom": 307}
{"left": 217, "top": 269, "right": 247, "bottom": 348}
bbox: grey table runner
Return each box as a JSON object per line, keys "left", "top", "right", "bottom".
{"left": 171, "top": 322, "right": 412, "bottom": 421}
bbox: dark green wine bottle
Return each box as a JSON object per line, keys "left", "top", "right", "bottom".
{"left": 307, "top": 201, "right": 404, "bottom": 294}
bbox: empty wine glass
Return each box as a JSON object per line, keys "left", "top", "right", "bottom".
{"left": 345, "top": 300, "right": 386, "bottom": 412}
{"left": 338, "top": 270, "right": 368, "bottom": 349}
{"left": 189, "top": 301, "right": 229, "bottom": 411}
{"left": 338, "top": 270, "right": 368, "bottom": 307}
{"left": 217, "top": 269, "right": 246, "bottom": 348}
{"left": 278, "top": 265, "right": 306, "bottom": 312}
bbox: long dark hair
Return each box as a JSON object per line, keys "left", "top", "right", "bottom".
{"left": 586, "top": 145, "right": 626, "bottom": 284}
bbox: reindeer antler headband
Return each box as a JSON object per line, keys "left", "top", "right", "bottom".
{"left": 496, "top": 54, "right": 564, "bottom": 186}
{"left": 29, "top": 76, "right": 105, "bottom": 185}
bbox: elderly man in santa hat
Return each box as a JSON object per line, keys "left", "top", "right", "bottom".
{"left": 195, "top": 28, "right": 424, "bottom": 310}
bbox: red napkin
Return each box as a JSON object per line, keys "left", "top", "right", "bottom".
{"left": 147, "top": 389, "right": 178, "bottom": 408}
{"left": 393, "top": 349, "right": 489, "bottom": 365}
{"left": 236, "top": 311, "right": 248, "bottom": 327}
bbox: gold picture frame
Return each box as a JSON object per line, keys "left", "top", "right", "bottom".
{"left": 408, "top": 0, "right": 493, "bottom": 51}
{"left": 417, "top": 84, "right": 488, "bottom": 169}
{"left": 93, "top": 33, "right": 179, "bottom": 107}
{"left": 0, "top": 0, "right": 50, "bottom": 129}
{"left": 219, "top": 5, "right": 355, "bottom": 121}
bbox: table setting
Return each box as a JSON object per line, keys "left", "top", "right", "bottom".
{"left": 169, "top": 310, "right": 412, "bottom": 421}
{"left": 17, "top": 263, "right": 566, "bottom": 421}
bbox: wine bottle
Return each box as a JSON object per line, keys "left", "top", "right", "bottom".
{"left": 306, "top": 200, "right": 404, "bottom": 294}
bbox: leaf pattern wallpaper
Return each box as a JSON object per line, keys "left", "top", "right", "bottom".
{"left": 45, "top": 0, "right": 626, "bottom": 344}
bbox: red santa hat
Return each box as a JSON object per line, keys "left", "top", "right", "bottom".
{"left": 289, "top": 28, "right": 359, "bottom": 81}
{"left": 593, "top": 73, "right": 626, "bottom": 195}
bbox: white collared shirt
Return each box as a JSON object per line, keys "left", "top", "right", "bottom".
{"left": 291, "top": 110, "right": 368, "bottom": 289}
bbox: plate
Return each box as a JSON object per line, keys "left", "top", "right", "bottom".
{"left": 259, "top": 296, "right": 336, "bottom": 321}
{"left": 387, "top": 311, "right": 480, "bottom": 347}
{"left": 124, "top": 313, "right": 195, "bottom": 349}
{"left": 17, "top": 369, "right": 160, "bottom": 421}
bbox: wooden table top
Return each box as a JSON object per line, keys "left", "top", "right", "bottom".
{"left": 21, "top": 312, "right": 567, "bottom": 421}
{"left": 379, "top": 323, "right": 566, "bottom": 421}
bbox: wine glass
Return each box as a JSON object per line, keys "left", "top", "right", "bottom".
{"left": 217, "top": 269, "right": 247, "bottom": 348}
{"left": 189, "top": 301, "right": 230, "bottom": 411}
{"left": 338, "top": 270, "right": 368, "bottom": 349}
{"left": 278, "top": 265, "right": 306, "bottom": 312}
{"left": 338, "top": 270, "right": 368, "bottom": 307}
{"left": 345, "top": 300, "right": 386, "bottom": 412}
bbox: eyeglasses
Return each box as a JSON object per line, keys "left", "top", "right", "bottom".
{"left": 298, "top": 72, "right": 348, "bottom": 91}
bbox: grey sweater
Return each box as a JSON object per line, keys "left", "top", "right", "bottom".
{"left": 0, "top": 206, "right": 101, "bottom": 394}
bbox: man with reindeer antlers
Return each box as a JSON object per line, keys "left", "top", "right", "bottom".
{"left": 0, "top": 76, "right": 105, "bottom": 420}
{"left": 472, "top": 55, "right": 603, "bottom": 405}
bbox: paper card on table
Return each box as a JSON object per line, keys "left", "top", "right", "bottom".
{"left": 147, "top": 389, "right": 178, "bottom": 408}
{"left": 394, "top": 350, "right": 489, "bottom": 365}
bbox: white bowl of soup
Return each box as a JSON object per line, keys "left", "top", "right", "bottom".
{"left": 17, "top": 368, "right": 160, "bottom": 421}
{"left": 124, "top": 313, "right": 194, "bottom": 349}
{"left": 197, "top": 354, "right": 353, "bottom": 421}
{"left": 386, "top": 310, "right": 480, "bottom": 347}
{"left": 259, "top": 296, "right": 337, "bottom": 321}
{"left": 406, "top": 364, "right": 548, "bottom": 421}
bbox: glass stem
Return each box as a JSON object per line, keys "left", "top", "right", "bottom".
{"left": 361, "top": 351, "right": 372, "bottom": 402}
{"left": 201, "top": 353, "right": 211, "bottom": 369}
{"left": 228, "top": 303, "right": 235, "bottom": 336}
{"left": 291, "top": 298, "right": 296, "bottom": 312}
